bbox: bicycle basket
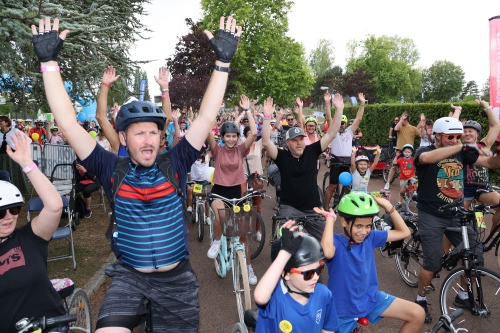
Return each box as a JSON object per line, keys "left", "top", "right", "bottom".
{"left": 218, "top": 206, "right": 257, "bottom": 237}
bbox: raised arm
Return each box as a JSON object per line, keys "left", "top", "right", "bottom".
{"left": 350, "top": 92, "right": 365, "bottom": 133}
{"left": 240, "top": 94, "right": 257, "bottom": 150}
{"left": 323, "top": 93, "right": 332, "bottom": 125}
{"left": 296, "top": 97, "right": 305, "bottom": 128}
{"left": 476, "top": 99, "right": 500, "bottom": 148}
{"left": 171, "top": 110, "right": 181, "bottom": 148}
{"left": 350, "top": 146, "right": 357, "bottom": 173}
{"left": 8, "top": 132, "right": 62, "bottom": 241}
{"left": 321, "top": 93, "right": 343, "bottom": 151}
{"left": 32, "top": 18, "right": 96, "bottom": 160}
{"left": 394, "top": 112, "right": 406, "bottom": 131}
{"left": 373, "top": 196, "right": 410, "bottom": 242}
{"left": 369, "top": 145, "right": 381, "bottom": 173}
{"left": 418, "top": 113, "right": 427, "bottom": 138}
{"left": 314, "top": 207, "right": 337, "bottom": 259}
{"left": 449, "top": 104, "right": 462, "bottom": 120}
{"left": 154, "top": 66, "right": 173, "bottom": 134}
{"left": 184, "top": 16, "right": 243, "bottom": 150}
{"left": 262, "top": 97, "right": 278, "bottom": 160}
{"left": 97, "top": 66, "right": 121, "bottom": 153}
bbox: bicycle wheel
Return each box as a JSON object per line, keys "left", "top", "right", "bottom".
{"left": 234, "top": 249, "right": 251, "bottom": 324}
{"left": 382, "top": 161, "right": 399, "bottom": 184}
{"left": 232, "top": 322, "right": 249, "bottom": 333}
{"left": 317, "top": 185, "right": 325, "bottom": 209}
{"left": 66, "top": 288, "right": 92, "bottom": 333}
{"left": 322, "top": 172, "right": 330, "bottom": 195}
{"left": 394, "top": 234, "right": 422, "bottom": 288}
{"left": 440, "top": 266, "right": 500, "bottom": 332}
{"left": 249, "top": 213, "right": 265, "bottom": 259}
{"left": 332, "top": 183, "right": 344, "bottom": 209}
{"left": 404, "top": 196, "right": 418, "bottom": 217}
{"left": 196, "top": 203, "right": 204, "bottom": 242}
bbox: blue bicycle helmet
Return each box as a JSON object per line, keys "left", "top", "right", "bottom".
{"left": 115, "top": 101, "right": 166, "bottom": 132}
{"left": 401, "top": 144, "right": 414, "bottom": 152}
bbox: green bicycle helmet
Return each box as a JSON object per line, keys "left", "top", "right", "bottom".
{"left": 338, "top": 191, "right": 380, "bottom": 218}
{"left": 305, "top": 117, "right": 317, "bottom": 125}
{"left": 50, "top": 126, "right": 59, "bottom": 131}
{"left": 341, "top": 115, "right": 348, "bottom": 123}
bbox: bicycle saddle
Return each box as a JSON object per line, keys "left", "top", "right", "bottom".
{"left": 244, "top": 309, "right": 258, "bottom": 329}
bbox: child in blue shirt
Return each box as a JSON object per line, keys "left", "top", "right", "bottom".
{"left": 253, "top": 221, "right": 339, "bottom": 333}
{"left": 315, "top": 192, "right": 424, "bottom": 333}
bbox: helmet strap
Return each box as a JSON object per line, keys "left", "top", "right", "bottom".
{"left": 343, "top": 219, "right": 357, "bottom": 251}
{"left": 283, "top": 278, "right": 311, "bottom": 299}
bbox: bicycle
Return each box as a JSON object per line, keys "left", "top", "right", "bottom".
{"left": 395, "top": 177, "right": 418, "bottom": 217}
{"left": 15, "top": 314, "right": 77, "bottom": 333}
{"left": 394, "top": 198, "right": 500, "bottom": 332}
{"left": 187, "top": 180, "right": 210, "bottom": 242}
{"left": 322, "top": 159, "right": 351, "bottom": 209}
{"left": 269, "top": 213, "right": 323, "bottom": 244}
{"left": 382, "top": 145, "right": 400, "bottom": 184}
{"left": 200, "top": 190, "right": 266, "bottom": 324}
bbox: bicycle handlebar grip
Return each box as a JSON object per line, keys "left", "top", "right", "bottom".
{"left": 448, "top": 309, "right": 463, "bottom": 321}
{"left": 45, "top": 314, "right": 77, "bottom": 327}
{"left": 438, "top": 197, "right": 463, "bottom": 212}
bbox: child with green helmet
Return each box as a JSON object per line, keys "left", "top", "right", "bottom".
{"left": 314, "top": 192, "right": 424, "bottom": 333}
{"left": 253, "top": 220, "right": 339, "bottom": 333}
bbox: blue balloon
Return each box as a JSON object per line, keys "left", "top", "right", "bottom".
{"left": 339, "top": 172, "right": 352, "bottom": 186}
{"left": 77, "top": 112, "right": 87, "bottom": 122}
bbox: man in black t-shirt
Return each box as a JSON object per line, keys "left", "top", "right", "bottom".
{"left": 388, "top": 116, "right": 399, "bottom": 151}
{"left": 413, "top": 117, "right": 500, "bottom": 323}
{"left": 262, "top": 92, "right": 344, "bottom": 241}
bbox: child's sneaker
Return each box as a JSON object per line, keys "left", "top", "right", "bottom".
{"left": 415, "top": 299, "right": 432, "bottom": 323}
{"left": 384, "top": 182, "right": 390, "bottom": 191}
{"left": 248, "top": 266, "right": 258, "bottom": 285}
{"left": 84, "top": 209, "right": 92, "bottom": 218}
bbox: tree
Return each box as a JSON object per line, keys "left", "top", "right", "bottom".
{"left": 481, "top": 78, "right": 490, "bottom": 101}
{"left": 200, "top": 0, "right": 314, "bottom": 105}
{"left": 460, "top": 80, "right": 479, "bottom": 100}
{"left": 310, "top": 66, "right": 343, "bottom": 106}
{"left": 308, "top": 39, "right": 335, "bottom": 77}
{"left": 132, "top": 68, "right": 152, "bottom": 102}
{"left": 339, "top": 68, "right": 375, "bottom": 103}
{"left": 422, "top": 60, "right": 465, "bottom": 102}
{"left": 0, "top": 0, "right": 152, "bottom": 111}
{"left": 346, "top": 35, "right": 421, "bottom": 103}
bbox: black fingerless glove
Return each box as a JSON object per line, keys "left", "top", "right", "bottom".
{"left": 462, "top": 143, "right": 480, "bottom": 154}
{"left": 280, "top": 228, "right": 303, "bottom": 255}
{"left": 209, "top": 29, "right": 239, "bottom": 63}
{"left": 32, "top": 31, "right": 65, "bottom": 62}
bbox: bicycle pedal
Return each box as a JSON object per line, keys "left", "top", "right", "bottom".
{"left": 423, "top": 285, "right": 434, "bottom": 294}
{"left": 433, "top": 272, "right": 440, "bottom": 278}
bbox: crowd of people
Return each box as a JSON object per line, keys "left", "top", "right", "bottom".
{"left": 1, "top": 14, "right": 500, "bottom": 333}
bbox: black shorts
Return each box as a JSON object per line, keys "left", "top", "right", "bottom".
{"left": 329, "top": 163, "right": 350, "bottom": 185}
{"left": 209, "top": 184, "right": 242, "bottom": 205}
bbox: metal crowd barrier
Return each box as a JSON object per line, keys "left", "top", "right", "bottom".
{"left": 30, "top": 143, "right": 76, "bottom": 179}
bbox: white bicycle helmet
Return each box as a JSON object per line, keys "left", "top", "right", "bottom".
{"left": 355, "top": 155, "right": 370, "bottom": 163}
{"left": 432, "top": 117, "right": 463, "bottom": 135}
{"left": 0, "top": 181, "right": 24, "bottom": 210}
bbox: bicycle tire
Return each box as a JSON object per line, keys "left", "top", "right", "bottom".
{"left": 232, "top": 322, "right": 249, "bottom": 333}
{"left": 332, "top": 183, "right": 344, "bottom": 209}
{"left": 234, "top": 249, "right": 251, "bottom": 324}
{"left": 317, "top": 185, "right": 325, "bottom": 210}
{"left": 382, "top": 160, "right": 399, "bottom": 184}
{"left": 404, "top": 196, "right": 418, "bottom": 217}
{"left": 394, "top": 234, "right": 422, "bottom": 288}
{"left": 66, "top": 288, "right": 92, "bottom": 333}
{"left": 322, "top": 172, "right": 330, "bottom": 195}
{"left": 196, "top": 203, "right": 204, "bottom": 242}
{"left": 440, "top": 266, "right": 500, "bottom": 332}
{"left": 249, "top": 213, "right": 265, "bottom": 259}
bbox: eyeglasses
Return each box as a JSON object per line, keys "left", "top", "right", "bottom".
{"left": 446, "top": 134, "right": 462, "bottom": 140}
{"left": 287, "top": 118, "right": 294, "bottom": 121}
{"left": 341, "top": 122, "right": 346, "bottom": 125}
{"left": 243, "top": 120, "right": 249, "bottom": 122}
{"left": 36, "top": 124, "right": 43, "bottom": 126}
{"left": 289, "top": 262, "right": 325, "bottom": 281}
{"left": 0, "top": 206, "right": 22, "bottom": 219}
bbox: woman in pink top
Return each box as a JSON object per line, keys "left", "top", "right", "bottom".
{"left": 206, "top": 94, "right": 258, "bottom": 284}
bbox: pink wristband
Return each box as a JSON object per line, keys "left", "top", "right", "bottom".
{"left": 40, "top": 66, "right": 60, "bottom": 72}
{"left": 325, "top": 212, "right": 337, "bottom": 219}
{"left": 101, "top": 82, "right": 110, "bottom": 88}
{"left": 22, "top": 162, "right": 37, "bottom": 174}
{"left": 161, "top": 94, "right": 169, "bottom": 98}
{"left": 173, "top": 118, "right": 178, "bottom": 122}
{"left": 263, "top": 115, "right": 271, "bottom": 119}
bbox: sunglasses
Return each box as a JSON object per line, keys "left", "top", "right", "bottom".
{"left": 289, "top": 262, "right": 325, "bottom": 281}
{"left": 287, "top": 118, "right": 294, "bottom": 121}
{"left": 341, "top": 122, "right": 346, "bottom": 125}
{"left": 445, "top": 134, "right": 462, "bottom": 140}
{"left": 0, "top": 206, "right": 22, "bottom": 219}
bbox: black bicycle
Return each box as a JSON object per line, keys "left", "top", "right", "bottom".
{"left": 15, "top": 315, "right": 77, "bottom": 333}
{"left": 394, "top": 198, "right": 500, "bottom": 332}
{"left": 269, "top": 213, "right": 323, "bottom": 245}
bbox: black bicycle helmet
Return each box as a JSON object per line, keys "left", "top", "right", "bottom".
{"left": 220, "top": 121, "right": 240, "bottom": 137}
{"left": 115, "top": 100, "right": 166, "bottom": 132}
{"left": 271, "top": 232, "right": 324, "bottom": 272}
{"left": 463, "top": 120, "right": 482, "bottom": 133}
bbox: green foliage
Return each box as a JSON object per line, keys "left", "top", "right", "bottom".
{"left": 460, "top": 80, "right": 479, "bottom": 100}
{"left": 0, "top": 0, "right": 152, "bottom": 111}
{"left": 308, "top": 39, "right": 335, "bottom": 76}
{"left": 132, "top": 68, "right": 151, "bottom": 102}
{"left": 310, "top": 66, "right": 343, "bottom": 106}
{"left": 481, "top": 78, "right": 490, "bottom": 101}
{"left": 346, "top": 35, "right": 422, "bottom": 103}
{"left": 200, "top": 0, "right": 314, "bottom": 105}
{"left": 422, "top": 60, "right": 465, "bottom": 102}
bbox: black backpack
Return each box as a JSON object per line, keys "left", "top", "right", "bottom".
{"left": 104, "top": 154, "right": 187, "bottom": 241}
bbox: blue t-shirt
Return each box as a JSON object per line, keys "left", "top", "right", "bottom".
{"left": 80, "top": 138, "right": 201, "bottom": 268}
{"left": 255, "top": 279, "right": 339, "bottom": 333}
{"left": 167, "top": 121, "right": 190, "bottom": 148}
{"left": 326, "top": 231, "right": 387, "bottom": 318}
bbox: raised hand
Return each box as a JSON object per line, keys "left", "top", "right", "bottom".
{"left": 313, "top": 206, "right": 336, "bottom": 219}
{"left": 263, "top": 97, "right": 274, "bottom": 117}
{"left": 323, "top": 91, "right": 331, "bottom": 103}
{"left": 204, "top": 16, "right": 243, "bottom": 63}
{"left": 475, "top": 98, "right": 489, "bottom": 109}
{"left": 296, "top": 97, "right": 303, "bottom": 108}
{"left": 358, "top": 92, "right": 366, "bottom": 104}
{"left": 450, "top": 103, "right": 462, "bottom": 111}
{"left": 102, "top": 66, "right": 121, "bottom": 86}
{"left": 6, "top": 132, "right": 32, "bottom": 168}
{"left": 332, "top": 93, "right": 344, "bottom": 109}
{"left": 31, "top": 17, "right": 69, "bottom": 63}
{"left": 154, "top": 66, "right": 170, "bottom": 89}
{"left": 376, "top": 145, "right": 382, "bottom": 154}
{"left": 240, "top": 94, "right": 250, "bottom": 110}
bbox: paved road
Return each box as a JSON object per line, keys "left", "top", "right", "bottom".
{"left": 187, "top": 161, "right": 500, "bottom": 333}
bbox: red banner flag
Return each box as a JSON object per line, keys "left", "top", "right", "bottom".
{"left": 490, "top": 15, "right": 500, "bottom": 141}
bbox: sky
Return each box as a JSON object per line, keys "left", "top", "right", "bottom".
{"left": 129, "top": 0, "right": 499, "bottom": 102}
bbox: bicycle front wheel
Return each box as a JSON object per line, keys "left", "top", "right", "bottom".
{"left": 394, "top": 234, "right": 422, "bottom": 288}
{"left": 440, "top": 266, "right": 500, "bottom": 332}
{"left": 66, "top": 288, "right": 92, "bottom": 333}
{"left": 249, "top": 213, "right": 265, "bottom": 259}
{"left": 234, "top": 249, "right": 251, "bottom": 324}
{"left": 196, "top": 203, "right": 205, "bottom": 242}
{"left": 232, "top": 322, "right": 249, "bottom": 333}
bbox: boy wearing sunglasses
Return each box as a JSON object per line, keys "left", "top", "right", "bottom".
{"left": 414, "top": 116, "right": 500, "bottom": 323}
{"left": 253, "top": 221, "right": 339, "bottom": 333}
{"left": 317, "top": 192, "right": 424, "bottom": 333}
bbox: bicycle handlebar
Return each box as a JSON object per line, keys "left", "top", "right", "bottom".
{"left": 426, "top": 309, "right": 463, "bottom": 333}
{"left": 272, "top": 214, "right": 320, "bottom": 222}
{"left": 195, "top": 190, "right": 266, "bottom": 201}
{"left": 438, "top": 197, "right": 463, "bottom": 212}
{"left": 16, "top": 315, "right": 77, "bottom": 333}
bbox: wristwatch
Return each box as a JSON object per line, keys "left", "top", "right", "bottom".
{"left": 160, "top": 87, "right": 169, "bottom": 93}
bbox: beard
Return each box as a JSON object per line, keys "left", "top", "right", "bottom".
{"left": 289, "top": 147, "right": 304, "bottom": 157}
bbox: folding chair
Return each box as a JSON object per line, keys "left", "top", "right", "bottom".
{"left": 50, "top": 163, "right": 80, "bottom": 227}
{"left": 26, "top": 196, "right": 77, "bottom": 270}
{"left": 90, "top": 186, "right": 107, "bottom": 213}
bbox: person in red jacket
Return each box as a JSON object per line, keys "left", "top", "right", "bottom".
{"left": 29, "top": 119, "right": 46, "bottom": 144}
